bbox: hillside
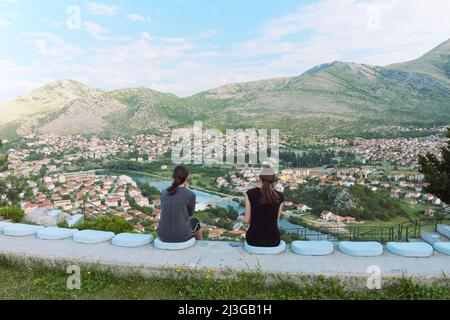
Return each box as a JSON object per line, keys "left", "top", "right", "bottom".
{"left": 35, "top": 88, "right": 181, "bottom": 136}
{"left": 1, "top": 39, "right": 449, "bottom": 139}
{"left": 392, "top": 39, "right": 450, "bottom": 85}
{"left": 284, "top": 184, "right": 408, "bottom": 221}
{"left": 0, "top": 80, "right": 104, "bottom": 127}
{"left": 196, "top": 60, "right": 449, "bottom": 127}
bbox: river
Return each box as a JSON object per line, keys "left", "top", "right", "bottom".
{"left": 136, "top": 177, "right": 324, "bottom": 240}
{"left": 135, "top": 178, "right": 244, "bottom": 213}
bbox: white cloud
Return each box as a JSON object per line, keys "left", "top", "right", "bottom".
{"left": 235, "top": 0, "right": 450, "bottom": 74}
{"left": 2, "top": 0, "right": 450, "bottom": 100}
{"left": 83, "top": 21, "right": 133, "bottom": 42}
{"left": 140, "top": 32, "right": 153, "bottom": 41}
{"left": 23, "top": 32, "right": 84, "bottom": 60}
{"left": 85, "top": 2, "right": 119, "bottom": 17}
{"left": 126, "top": 13, "right": 146, "bottom": 22}
{"left": 0, "top": 59, "right": 54, "bottom": 100}
{"left": 0, "top": 19, "right": 11, "bottom": 27}
{"left": 83, "top": 21, "right": 109, "bottom": 40}
{"left": 158, "top": 36, "right": 196, "bottom": 50}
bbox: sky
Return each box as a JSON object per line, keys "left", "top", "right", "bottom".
{"left": 0, "top": 0, "right": 450, "bottom": 100}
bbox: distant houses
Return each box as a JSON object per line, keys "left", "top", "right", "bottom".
{"left": 405, "top": 199, "right": 418, "bottom": 205}
{"left": 341, "top": 216, "right": 357, "bottom": 223}
{"left": 424, "top": 208, "right": 435, "bottom": 217}
{"left": 343, "top": 181, "right": 355, "bottom": 187}
{"left": 207, "top": 227, "right": 227, "bottom": 239}
{"left": 390, "top": 190, "right": 400, "bottom": 199}
{"left": 423, "top": 194, "right": 442, "bottom": 205}
{"left": 297, "top": 203, "right": 312, "bottom": 213}
{"left": 432, "top": 197, "right": 442, "bottom": 206}
{"left": 320, "top": 210, "right": 356, "bottom": 224}
{"left": 320, "top": 210, "right": 356, "bottom": 223}
{"left": 16, "top": 172, "right": 164, "bottom": 233}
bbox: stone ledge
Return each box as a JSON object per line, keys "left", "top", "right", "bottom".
{"left": 0, "top": 234, "right": 449, "bottom": 285}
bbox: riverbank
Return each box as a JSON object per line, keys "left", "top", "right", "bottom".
{"left": 97, "top": 169, "right": 237, "bottom": 198}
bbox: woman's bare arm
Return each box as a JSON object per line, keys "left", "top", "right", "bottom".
{"left": 278, "top": 203, "right": 283, "bottom": 219}
{"left": 242, "top": 194, "right": 252, "bottom": 224}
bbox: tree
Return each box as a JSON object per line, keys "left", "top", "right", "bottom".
{"left": 0, "top": 175, "right": 30, "bottom": 204}
{"left": 0, "top": 205, "right": 25, "bottom": 222}
{"left": 0, "top": 155, "right": 7, "bottom": 172}
{"left": 39, "top": 165, "right": 47, "bottom": 177}
{"left": 419, "top": 128, "right": 450, "bottom": 204}
{"left": 0, "top": 139, "right": 8, "bottom": 172}
{"left": 136, "top": 181, "right": 160, "bottom": 200}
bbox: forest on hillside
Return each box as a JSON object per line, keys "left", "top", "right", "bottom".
{"left": 280, "top": 151, "right": 357, "bottom": 168}
{"left": 284, "top": 184, "right": 407, "bottom": 221}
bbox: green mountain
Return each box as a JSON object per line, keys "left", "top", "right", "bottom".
{"left": 1, "top": 39, "right": 449, "bottom": 140}
{"left": 392, "top": 39, "right": 450, "bottom": 85}
{"left": 193, "top": 39, "right": 450, "bottom": 138}
{"left": 0, "top": 79, "right": 104, "bottom": 125}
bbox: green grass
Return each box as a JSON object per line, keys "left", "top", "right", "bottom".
{"left": 360, "top": 216, "right": 410, "bottom": 228}
{"left": 290, "top": 207, "right": 408, "bottom": 230}
{"left": 0, "top": 257, "right": 448, "bottom": 300}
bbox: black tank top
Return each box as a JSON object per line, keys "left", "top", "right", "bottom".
{"left": 245, "top": 187, "right": 284, "bottom": 247}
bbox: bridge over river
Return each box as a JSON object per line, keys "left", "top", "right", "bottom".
{"left": 203, "top": 196, "right": 245, "bottom": 207}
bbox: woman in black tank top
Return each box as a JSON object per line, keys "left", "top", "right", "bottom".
{"left": 239, "top": 168, "right": 284, "bottom": 247}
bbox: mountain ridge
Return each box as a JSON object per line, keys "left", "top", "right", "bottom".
{"left": 1, "top": 38, "right": 449, "bottom": 139}
{"left": 390, "top": 38, "right": 450, "bottom": 85}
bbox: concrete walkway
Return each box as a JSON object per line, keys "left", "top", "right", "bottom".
{"left": 0, "top": 234, "right": 449, "bottom": 282}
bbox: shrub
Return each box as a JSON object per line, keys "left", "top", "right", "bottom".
{"left": 78, "top": 215, "right": 133, "bottom": 234}
{"left": 57, "top": 220, "right": 69, "bottom": 229}
{"left": 0, "top": 205, "right": 25, "bottom": 222}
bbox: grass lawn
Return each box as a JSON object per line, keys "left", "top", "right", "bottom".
{"left": 293, "top": 213, "right": 406, "bottom": 230}
{"left": 359, "top": 216, "right": 410, "bottom": 228}
{"left": 399, "top": 203, "right": 429, "bottom": 219}
{"left": 188, "top": 172, "right": 219, "bottom": 190}
{"left": 299, "top": 213, "right": 318, "bottom": 221}
{"left": 1, "top": 257, "right": 449, "bottom": 300}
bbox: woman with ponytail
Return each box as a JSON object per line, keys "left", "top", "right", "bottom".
{"left": 157, "top": 166, "right": 202, "bottom": 242}
{"left": 238, "top": 167, "right": 284, "bottom": 247}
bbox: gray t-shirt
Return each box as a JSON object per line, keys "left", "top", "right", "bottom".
{"left": 156, "top": 187, "right": 196, "bottom": 243}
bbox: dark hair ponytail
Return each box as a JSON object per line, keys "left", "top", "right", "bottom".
{"left": 167, "top": 166, "right": 189, "bottom": 195}
{"left": 259, "top": 174, "right": 280, "bottom": 206}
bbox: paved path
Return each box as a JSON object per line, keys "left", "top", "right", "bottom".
{"left": 1, "top": 234, "right": 449, "bottom": 283}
